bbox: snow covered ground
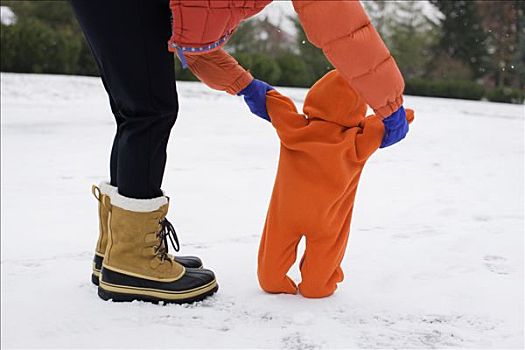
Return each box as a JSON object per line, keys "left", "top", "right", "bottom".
{"left": 1, "top": 73, "right": 523, "bottom": 349}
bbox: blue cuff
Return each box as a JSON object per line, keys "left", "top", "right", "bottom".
{"left": 238, "top": 79, "right": 274, "bottom": 122}
{"left": 380, "top": 106, "right": 409, "bottom": 148}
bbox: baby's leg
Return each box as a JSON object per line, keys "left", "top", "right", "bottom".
{"left": 298, "top": 212, "right": 353, "bottom": 298}
{"left": 256, "top": 90, "right": 309, "bottom": 294}
{"left": 258, "top": 210, "right": 302, "bottom": 294}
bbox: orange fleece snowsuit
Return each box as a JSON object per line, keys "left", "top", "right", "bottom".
{"left": 171, "top": 0, "right": 404, "bottom": 118}
{"left": 258, "top": 70, "right": 414, "bottom": 298}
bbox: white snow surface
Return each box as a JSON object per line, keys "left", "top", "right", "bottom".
{"left": 1, "top": 73, "right": 523, "bottom": 349}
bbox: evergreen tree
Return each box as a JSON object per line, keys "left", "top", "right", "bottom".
{"left": 514, "top": 1, "right": 525, "bottom": 89}
{"left": 227, "top": 19, "right": 261, "bottom": 54}
{"left": 430, "top": 0, "right": 488, "bottom": 78}
{"left": 478, "top": 0, "right": 524, "bottom": 88}
{"left": 227, "top": 17, "right": 292, "bottom": 57}
{"left": 275, "top": 52, "right": 310, "bottom": 87}
{"left": 234, "top": 52, "right": 281, "bottom": 85}
{"left": 292, "top": 17, "right": 332, "bottom": 86}
{"left": 2, "top": 0, "right": 78, "bottom": 30}
{"left": 386, "top": 1, "right": 439, "bottom": 80}
{"left": 0, "top": 1, "right": 98, "bottom": 76}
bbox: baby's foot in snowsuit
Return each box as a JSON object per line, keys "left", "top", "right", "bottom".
{"left": 258, "top": 70, "right": 414, "bottom": 298}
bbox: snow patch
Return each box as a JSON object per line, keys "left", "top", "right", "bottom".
{"left": 1, "top": 73, "right": 523, "bottom": 348}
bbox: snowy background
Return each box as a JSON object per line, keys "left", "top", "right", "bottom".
{"left": 1, "top": 72, "right": 523, "bottom": 348}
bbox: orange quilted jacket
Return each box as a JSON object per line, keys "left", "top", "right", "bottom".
{"left": 168, "top": 0, "right": 404, "bottom": 118}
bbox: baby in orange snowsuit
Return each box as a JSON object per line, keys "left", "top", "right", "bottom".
{"left": 258, "top": 70, "right": 414, "bottom": 298}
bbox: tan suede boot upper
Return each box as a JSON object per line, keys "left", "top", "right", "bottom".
{"left": 92, "top": 185, "right": 109, "bottom": 256}
{"left": 103, "top": 199, "right": 185, "bottom": 282}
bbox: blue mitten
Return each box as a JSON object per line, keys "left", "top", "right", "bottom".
{"left": 238, "top": 79, "right": 275, "bottom": 122}
{"left": 380, "top": 106, "right": 409, "bottom": 148}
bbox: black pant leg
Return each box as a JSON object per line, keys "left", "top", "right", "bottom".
{"left": 70, "top": 0, "right": 178, "bottom": 199}
{"left": 108, "top": 97, "right": 124, "bottom": 189}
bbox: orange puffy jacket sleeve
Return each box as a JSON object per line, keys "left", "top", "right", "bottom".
{"left": 292, "top": 0, "right": 405, "bottom": 118}
{"left": 185, "top": 49, "right": 253, "bottom": 95}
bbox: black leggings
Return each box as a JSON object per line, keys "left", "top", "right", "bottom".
{"left": 70, "top": 0, "right": 178, "bottom": 199}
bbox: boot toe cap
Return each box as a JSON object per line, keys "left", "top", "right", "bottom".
{"left": 177, "top": 267, "right": 216, "bottom": 289}
{"left": 174, "top": 255, "right": 203, "bottom": 268}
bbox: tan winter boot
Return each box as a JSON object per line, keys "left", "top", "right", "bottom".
{"left": 91, "top": 183, "right": 203, "bottom": 286}
{"left": 97, "top": 192, "right": 218, "bottom": 304}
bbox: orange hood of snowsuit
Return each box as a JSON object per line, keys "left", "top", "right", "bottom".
{"left": 168, "top": 0, "right": 404, "bottom": 118}
{"left": 258, "top": 70, "right": 414, "bottom": 298}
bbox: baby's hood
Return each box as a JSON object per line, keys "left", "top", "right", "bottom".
{"left": 303, "top": 70, "right": 367, "bottom": 128}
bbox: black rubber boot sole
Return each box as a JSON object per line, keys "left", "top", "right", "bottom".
{"left": 91, "top": 273, "right": 100, "bottom": 286}
{"left": 97, "top": 283, "right": 218, "bottom": 304}
{"left": 91, "top": 253, "right": 104, "bottom": 286}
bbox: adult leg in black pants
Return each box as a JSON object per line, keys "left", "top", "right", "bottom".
{"left": 72, "top": 0, "right": 176, "bottom": 199}
{"left": 71, "top": 0, "right": 218, "bottom": 304}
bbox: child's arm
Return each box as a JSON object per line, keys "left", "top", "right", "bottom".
{"left": 185, "top": 49, "right": 253, "bottom": 95}
{"left": 353, "top": 109, "right": 415, "bottom": 161}
{"left": 267, "top": 90, "right": 308, "bottom": 137}
{"left": 353, "top": 116, "right": 385, "bottom": 162}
